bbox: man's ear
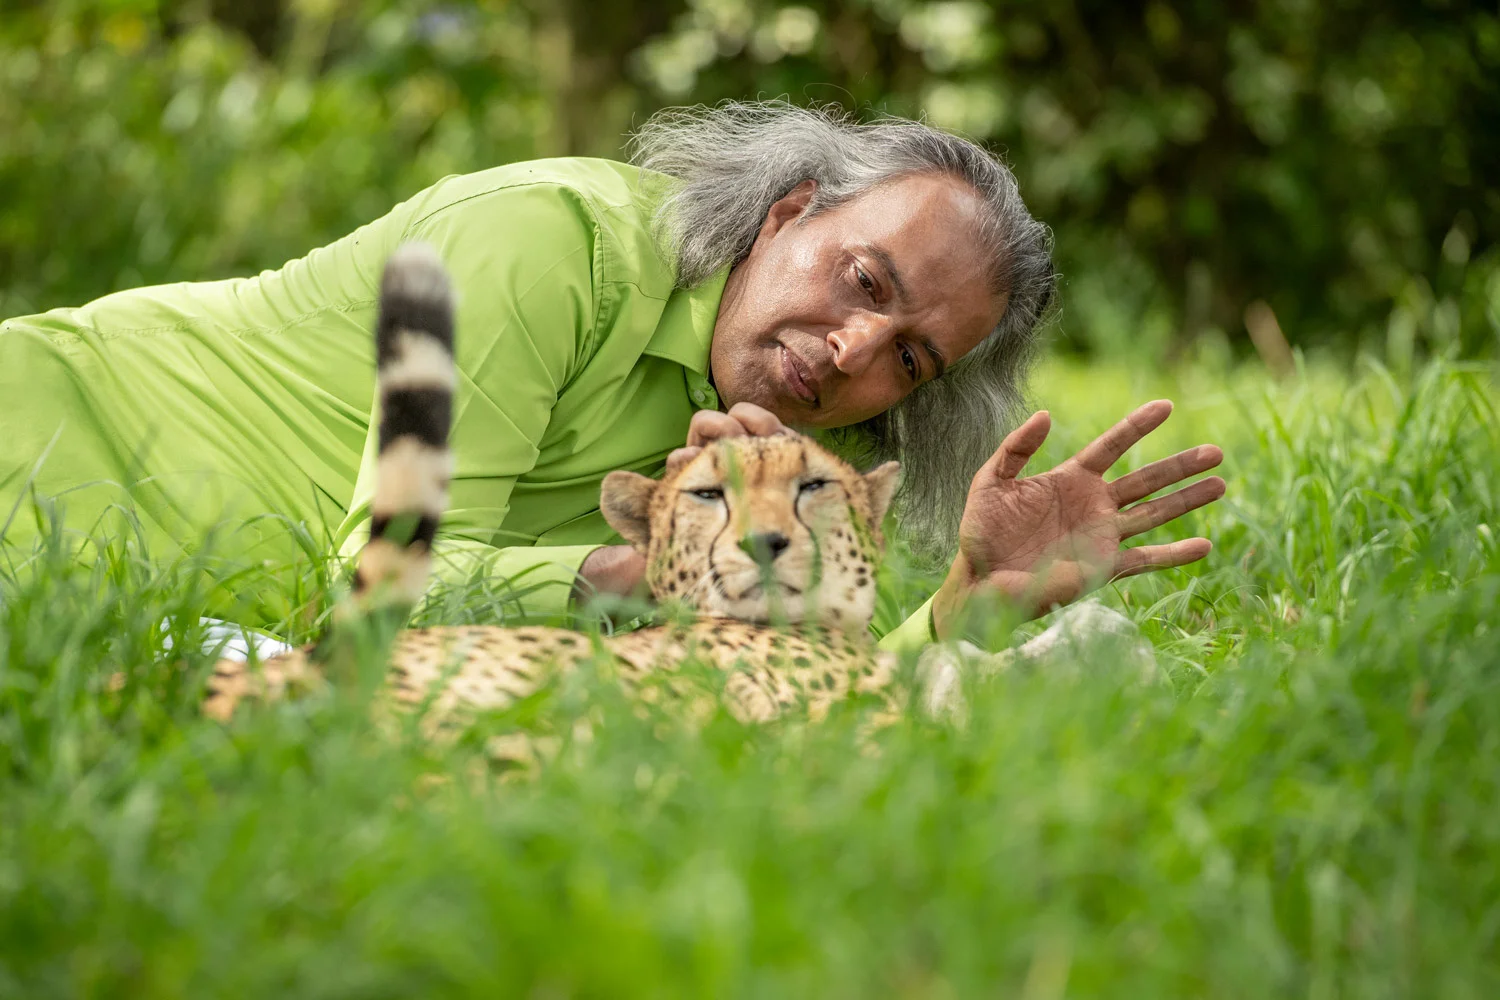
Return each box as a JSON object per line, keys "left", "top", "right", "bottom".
{"left": 601, "top": 471, "right": 657, "bottom": 550}
{"left": 759, "top": 179, "right": 817, "bottom": 239}
{"left": 863, "top": 461, "right": 901, "bottom": 524}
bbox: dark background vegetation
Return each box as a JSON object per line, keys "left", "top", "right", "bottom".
{"left": 1, "top": 0, "right": 1495, "bottom": 362}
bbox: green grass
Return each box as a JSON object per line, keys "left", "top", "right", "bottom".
{"left": 2, "top": 357, "right": 1497, "bottom": 998}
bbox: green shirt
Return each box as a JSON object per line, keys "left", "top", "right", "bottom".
{"left": 0, "top": 157, "right": 934, "bottom": 653}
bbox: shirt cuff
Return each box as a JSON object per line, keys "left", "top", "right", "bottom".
{"left": 875, "top": 593, "right": 938, "bottom": 657}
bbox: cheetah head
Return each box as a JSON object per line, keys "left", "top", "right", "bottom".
{"left": 600, "top": 434, "right": 900, "bottom": 629}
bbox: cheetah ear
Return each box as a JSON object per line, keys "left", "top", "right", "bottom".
{"left": 863, "top": 461, "right": 901, "bottom": 524}
{"left": 601, "top": 470, "right": 657, "bottom": 550}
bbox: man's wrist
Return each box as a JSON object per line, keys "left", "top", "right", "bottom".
{"left": 932, "top": 553, "right": 1049, "bottom": 640}
{"left": 930, "top": 554, "right": 977, "bottom": 641}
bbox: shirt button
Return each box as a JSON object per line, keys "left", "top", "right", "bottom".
{"left": 692, "top": 389, "right": 707, "bottom": 404}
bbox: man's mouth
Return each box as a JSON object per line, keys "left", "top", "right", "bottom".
{"left": 779, "top": 345, "right": 821, "bottom": 407}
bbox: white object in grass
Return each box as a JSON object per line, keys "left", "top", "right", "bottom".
{"left": 159, "top": 617, "right": 297, "bottom": 663}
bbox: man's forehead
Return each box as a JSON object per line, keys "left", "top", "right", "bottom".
{"left": 839, "top": 180, "right": 991, "bottom": 292}
{"left": 835, "top": 173, "right": 986, "bottom": 241}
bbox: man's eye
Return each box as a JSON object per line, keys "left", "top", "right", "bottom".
{"left": 798, "top": 479, "right": 829, "bottom": 494}
{"left": 689, "top": 487, "right": 724, "bottom": 501}
{"left": 853, "top": 264, "right": 875, "bottom": 296}
{"left": 899, "top": 345, "right": 918, "bottom": 380}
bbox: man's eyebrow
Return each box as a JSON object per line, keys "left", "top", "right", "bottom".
{"left": 919, "top": 338, "right": 947, "bottom": 378}
{"left": 866, "top": 244, "right": 908, "bottom": 305}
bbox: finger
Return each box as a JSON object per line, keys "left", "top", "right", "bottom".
{"left": 686, "top": 410, "right": 750, "bottom": 447}
{"left": 666, "top": 446, "right": 703, "bottom": 473}
{"left": 1075, "top": 399, "right": 1174, "bottom": 475}
{"left": 1112, "top": 537, "right": 1213, "bottom": 579}
{"left": 979, "top": 410, "right": 1052, "bottom": 481}
{"left": 1109, "top": 444, "right": 1224, "bottom": 506}
{"left": 725, "top": 402, "right": 789, "bottom": 437}
{"left": 1117, "top": 476, "right": 1225, "bottom": 539}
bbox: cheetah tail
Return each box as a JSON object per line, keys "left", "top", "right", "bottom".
{"left": 348, "top": 241, "right": 455, "bottom": 614}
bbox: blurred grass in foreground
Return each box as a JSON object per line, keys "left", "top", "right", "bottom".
{"left": 1, "top": 357, "right": 1497, "bottom": 997}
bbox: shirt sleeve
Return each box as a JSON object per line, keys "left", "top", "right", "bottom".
{"left": 333, "top": 180, "right": 606, "bottom": 624}
{"left": 875, "top": 594, "right": 939, "bottom": 657}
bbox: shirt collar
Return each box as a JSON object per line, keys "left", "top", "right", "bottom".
{"left": 642, "top": 265, "right": 730, "bottom": 376}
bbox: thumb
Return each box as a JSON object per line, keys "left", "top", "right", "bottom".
{"left": 978, "top": 410, "right": 1052, "bottom": 481}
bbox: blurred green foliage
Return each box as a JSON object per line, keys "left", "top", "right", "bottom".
{"left": 1, "top": 0, "right": 1496, "bottom": 361}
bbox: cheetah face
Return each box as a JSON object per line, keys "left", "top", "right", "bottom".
{"left": 601, "top": 435, "right": 900, "bottom": 629}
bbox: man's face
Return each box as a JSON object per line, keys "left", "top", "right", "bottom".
{"left": 710, "top": 173, "right": 1006, "bottom": 430}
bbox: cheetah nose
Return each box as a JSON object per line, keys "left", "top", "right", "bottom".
{"left": 742, "top": 531, "right": 791, "bottom": 564}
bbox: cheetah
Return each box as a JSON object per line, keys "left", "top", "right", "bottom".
{"left": 203, "top": 243, "right": 907, "bottom": 731}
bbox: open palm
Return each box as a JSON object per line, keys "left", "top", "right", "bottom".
{"left": 933, "top": 400, "right": 1226, "bottom": 634}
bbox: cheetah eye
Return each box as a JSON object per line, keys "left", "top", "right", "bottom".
{"left": 798, "top": 479, "right": 829, "bottom": 494}
{"left": 688, "top": 487, "right": 724, "bottom": 502}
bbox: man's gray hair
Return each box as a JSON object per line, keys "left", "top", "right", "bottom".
{"left": 628, "top": 100, "right": 1055, "bottom": 564}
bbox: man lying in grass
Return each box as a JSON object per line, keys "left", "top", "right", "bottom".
{"left": 0, "top": 100, "right": 1225, "bottom": 648}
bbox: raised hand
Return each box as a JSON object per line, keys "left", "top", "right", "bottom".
{"left": 931, "top": 400, "right": 1226, "bottom": 637}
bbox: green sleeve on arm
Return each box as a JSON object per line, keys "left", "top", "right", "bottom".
{"left": 416, "top": 540, "right": 603, "bottom": 625}
{"left": 875, "top": 594, "right": 938, "bottom": 657}
{"left": 334, "top": 180, "right": 606, "bottom": 623}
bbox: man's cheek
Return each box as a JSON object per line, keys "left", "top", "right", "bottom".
{"left": 786, "top": 242, "right": 822, "bottom": 275}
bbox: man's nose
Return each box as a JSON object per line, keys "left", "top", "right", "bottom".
{"left": 827, "top": 314, "right": 893, "bottom": 377}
